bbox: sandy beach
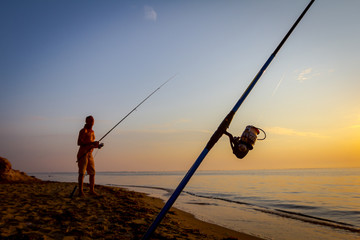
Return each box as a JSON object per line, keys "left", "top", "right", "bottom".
{"left": 0, "top": 181, "right": 263, "bottom": 240}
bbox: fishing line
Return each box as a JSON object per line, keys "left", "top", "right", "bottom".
{"left": 93, "top": 149, "right": 100, "bottom": 158}
{"left": 272, "top": 73, "right": 286, "bottom": 97}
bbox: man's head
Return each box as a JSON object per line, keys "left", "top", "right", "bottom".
{"left": 85, "top": 115, "right": 94, "bottom": 129}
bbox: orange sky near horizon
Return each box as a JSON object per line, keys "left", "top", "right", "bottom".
{"left": 1, "top": 0, "right": 360, "bottom": 173}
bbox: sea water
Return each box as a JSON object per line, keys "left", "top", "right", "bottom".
{"left": 33, "top": 168, "right": 360, "bottom": 240}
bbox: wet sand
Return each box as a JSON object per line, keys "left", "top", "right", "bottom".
{"left": 0, "top": 181, "right": 263, "bottom": 239}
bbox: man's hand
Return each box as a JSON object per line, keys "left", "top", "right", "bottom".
{"left": 92, "top": 141, "right": 100, "bottom": 148}
{"left": 91, "top": 141, "right": 104, "bottom": 149}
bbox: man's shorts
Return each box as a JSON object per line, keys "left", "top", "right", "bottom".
{"left": 78, "top": 153, "right": 95, "bottom": 175}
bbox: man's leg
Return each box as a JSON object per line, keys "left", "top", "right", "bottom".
{"left": 78, "top": 174, "right": 85, "bottom": 197}
{"left": 87, "top": 153, "right": 97, "bottom": 195}
{"left": 89, "top": 174, "right": 98, "bottom": 195}
{"left": 78, "top": 155, "right": 87, "bottom": 197}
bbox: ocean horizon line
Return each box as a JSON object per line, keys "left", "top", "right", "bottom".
{"left": 29, "top": 166, "right": 360, "bottom": 174}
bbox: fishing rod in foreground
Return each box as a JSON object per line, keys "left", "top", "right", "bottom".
{"left": 69, "top": 74, "right": 177, "bottom": 198}
{"left": 142, "top": 0, "right": 315, "bottom": 238}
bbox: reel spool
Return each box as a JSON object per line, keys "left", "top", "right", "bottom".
{"left": 226, "top": 125, "right": 266, "bottom": 159}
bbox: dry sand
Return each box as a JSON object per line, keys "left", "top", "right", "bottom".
{"left": 0, "top": 181, "right": 263, "bottom": 240}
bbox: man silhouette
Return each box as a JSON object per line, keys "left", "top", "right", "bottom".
{"left": 77, "top": 115, "right": 103, "bottom": 197}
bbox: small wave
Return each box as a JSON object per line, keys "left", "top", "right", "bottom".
{"left": 276, "top": 209, "right": 353, "bottom": 226}
{"left": 107, "top": 184, "right": 174, "bottom": 195}
{"left": 330, "top": 210, "right": 360, "bottom": 216}
{"left": 186, "top": 201, "right": 219, "bottom": 206}
{"left": 183, "top": 191, "right": 254, "bottom": 207}
{"left": 271, "top": 203, "right": 318, "bottom": 210}
{"left": 255, "top": 208, "right": 360, "bottom": 233}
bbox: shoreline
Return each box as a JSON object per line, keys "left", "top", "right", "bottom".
{"left": 0, "top": 181, "right": 264, "bottom": 240}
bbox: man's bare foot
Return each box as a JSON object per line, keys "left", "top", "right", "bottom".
{"left": 78, "top": 192, "right": 85, "bottom": 197}
{"left": 89, "top": 191, "right": 99, "bottom": 196}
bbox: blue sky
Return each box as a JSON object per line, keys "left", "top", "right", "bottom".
{"left": 1, "top": 0, "right": 360, "bottom": 172}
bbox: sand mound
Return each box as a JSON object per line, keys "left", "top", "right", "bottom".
{"left": 0, "top": 156, "right": 40, "bottom": 183}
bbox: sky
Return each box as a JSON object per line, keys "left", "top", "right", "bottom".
{"left": 1, "top": 0, "right": 359, "bottom": 173}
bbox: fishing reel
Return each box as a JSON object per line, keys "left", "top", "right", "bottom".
{"left": 225, "top": 125, "right": 266, "bottom": 159}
